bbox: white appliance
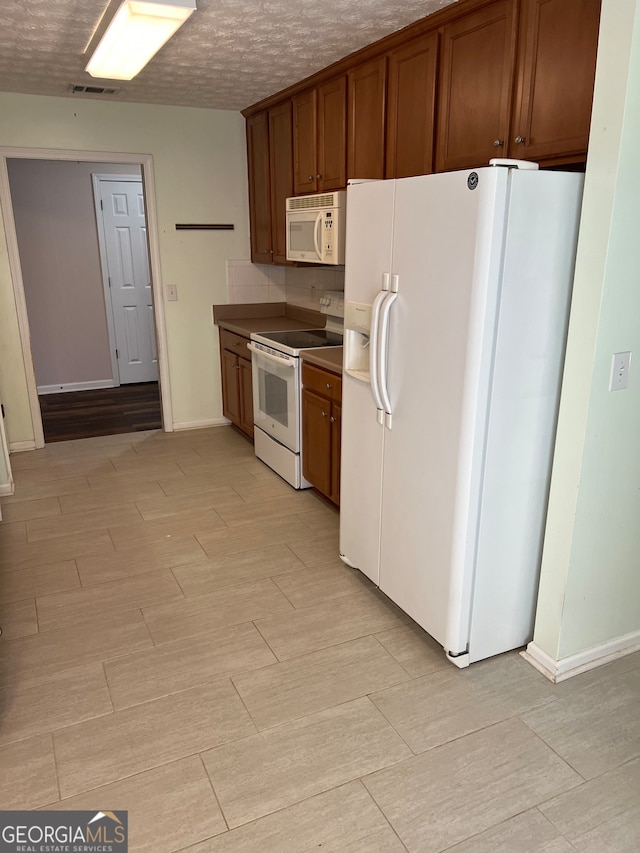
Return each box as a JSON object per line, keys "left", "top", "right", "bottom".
{"left": 286, "top": 191, "right": 346, "bottom": 265}
{"left": 340, "top": 161, "right": 584, "bottom": 667}
{"left": 250, "top": 293, "right": 344, "bottom": 488}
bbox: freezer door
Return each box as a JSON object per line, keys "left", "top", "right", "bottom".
{"left": 378, "top": 167, "right": 509, "bottom": 654}
{"left": 339, "top": 180, "right": 395, "bottom": 584}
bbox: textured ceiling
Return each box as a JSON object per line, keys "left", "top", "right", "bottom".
{"left": 0, "top": 0, "right": 457, "bottom": 112}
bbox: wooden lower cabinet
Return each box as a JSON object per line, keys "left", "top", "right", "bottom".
{"left": 302, "top": 363, "right": 342, "bottom": 506}
{"left": 219, "top": 329, "right": 254, "bottom": 440}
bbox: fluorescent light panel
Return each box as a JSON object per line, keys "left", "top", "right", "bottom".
{"left": 86, "top": 0, "right": 196, "bottom": 81}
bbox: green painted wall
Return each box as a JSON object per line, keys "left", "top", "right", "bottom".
{"left": 533, "top": 0, "right": 640, "bottom": 660}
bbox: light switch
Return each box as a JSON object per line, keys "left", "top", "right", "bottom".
{"left": 610, "top": 351, "right": 631, "bottom": 391}
{"left": 167, "top": 284, "right": 178, "bottom": 302}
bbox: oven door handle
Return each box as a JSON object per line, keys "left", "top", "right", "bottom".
{"left": 247, "top": 342, "right": 296, "bottom": 368}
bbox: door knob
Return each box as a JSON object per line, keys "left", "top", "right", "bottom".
{"left": 514, "top": 135, "right": 525, "bottom": 144}
{"left": 493, "top": 139, "right": 504, "bottom": 147}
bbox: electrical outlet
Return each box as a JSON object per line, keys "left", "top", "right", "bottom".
{"left": 610, "top": 351, "right": 631, "bottom": 391}
{"left": 167, "top": 284, "right": 178, "bottom": 302}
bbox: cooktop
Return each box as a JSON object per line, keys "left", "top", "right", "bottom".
{"left": 255, "top": 329, "right": 343, "bottom": 349}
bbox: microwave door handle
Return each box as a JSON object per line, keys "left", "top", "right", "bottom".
{"left": 313, "top": 212, "right": 323, "bottom": 261}
{"left": 247, "top": 342, "right": 296, "bottom": 368}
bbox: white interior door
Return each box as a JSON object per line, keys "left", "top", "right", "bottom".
{"left": 97, "top": 177, "right": 158, "bottom": 384}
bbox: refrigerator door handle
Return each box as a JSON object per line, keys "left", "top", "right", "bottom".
{"left": 370, "top": 277, "right": 390, "bottom": 423}
{"left": 378, "top": 275, "right": 398, "bottom": 428}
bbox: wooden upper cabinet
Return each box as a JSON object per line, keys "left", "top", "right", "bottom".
{"left": 317, "top": 76, "right": 347, "bottom": 191}
{"left": 435, "top": 0, "right": 518, "bottom": 173}
{"left": 268, "top": 100, "right": 293, "bottom": 264}
{"left": 292, "top": 89, "right": 317, "bottom": 195}
{"left": 293, "top": 78, "right": 346, "bottom": 195}
{"left": 386, "top": 33, "right": 439, "bottom": 178}
{"left": 348, "top": 57, "right": 387, "bottom": 180}
{"left": 246, "top": 111, "right": 272, "bottom": 263}
{"left": 510, "top": 0, "right": 601, "bottom": 162}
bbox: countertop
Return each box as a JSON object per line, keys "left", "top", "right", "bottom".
{"left": 213, "top": 302, "right": 343, "bottom": 375}
{"left": 300, "top": 347, "right": 343, "bottom": 373}
{"left": 213, "top": 302, "right": 326, "bottom": 337}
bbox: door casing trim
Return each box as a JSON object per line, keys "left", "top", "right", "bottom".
{"left": 0, "top": 147, "right": 173, "bottom": 447}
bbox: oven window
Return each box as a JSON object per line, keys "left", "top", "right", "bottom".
{"left": 289, "top": 220, "right": 315, "bottom": 254}
{"left": 259, "top": 370, "right": 289, "bottom": 427}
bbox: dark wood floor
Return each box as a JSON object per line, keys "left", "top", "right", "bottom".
{"left": 39, "top": 382, "right": 162, "bottom": 443}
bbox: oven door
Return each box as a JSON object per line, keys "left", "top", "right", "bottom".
{"left": 248, "top": 344, "right": 301, "bottom": 452}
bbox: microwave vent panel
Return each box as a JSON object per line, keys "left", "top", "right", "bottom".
{"left": 287, "top": 193, "right": 339, "bottom": 211}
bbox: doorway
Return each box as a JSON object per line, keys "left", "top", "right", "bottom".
{"left": 0, "top": 148, "right": 172, "bottom": 448}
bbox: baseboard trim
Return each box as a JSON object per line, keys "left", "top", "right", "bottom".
{"left": 522, "top": 631, "right": 640, "bottom": 682}
{"left": 172, "top": 418, "right": 231, "bottom": 431}
{"left": 9, "top": 440, "right": 37, "bottom": 453}
{"left": 38, "top": 380, "right": 116, "bottom": 395}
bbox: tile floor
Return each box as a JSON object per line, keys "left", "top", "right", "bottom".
{"left": 0, "top": 426, "right": 639, "bottom": 852}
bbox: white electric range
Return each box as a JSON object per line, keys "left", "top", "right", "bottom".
{"left": 247, "top": 295, "right": 344, "bottom": 488}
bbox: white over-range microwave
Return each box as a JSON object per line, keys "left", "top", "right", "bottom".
{"left": 285, "top": 191, "right": 346, "bottom": 265}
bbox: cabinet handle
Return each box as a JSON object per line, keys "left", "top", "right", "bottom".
{"left": 330, "top": 416, "right": 336, "bottom": 423}
{"left": 321, "top": 411, "right": 328, "bottom": 417}
{"left": 515, "top": 135, "right": 526, "bottom": 144}
{"left": 493, "top": 139, "right": 504, "bottom": 147}
{"left": 316, "top": 174, "right": 322, "bottom": 180}
{"left": 326, "top": 382, "right": 333, "bottom": 389}
{"left": 308, "top": 174, "right": 314, "bottom": 181}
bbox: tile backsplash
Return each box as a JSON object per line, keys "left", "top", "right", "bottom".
{"left": 226, "top": 261, "right": 344, "bottom": 309}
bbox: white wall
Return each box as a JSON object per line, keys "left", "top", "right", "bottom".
{"left": 0, "top": 92, "right": 250, "bottom": 443}
{"left": 8, "top": 159, "right": 140, "bottom": 390}
{"left": 532, "top": 0, "right": 640, "bottom": 668}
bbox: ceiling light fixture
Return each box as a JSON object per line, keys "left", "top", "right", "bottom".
{"left": 85, "top": 0, "right": 196, "bottom": 81}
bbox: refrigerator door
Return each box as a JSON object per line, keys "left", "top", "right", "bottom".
{"left": 339, "top": 180, "right": 395, "bottom": 584}
{"left": 378, "top": 167, "right": 510, "bottom": 655}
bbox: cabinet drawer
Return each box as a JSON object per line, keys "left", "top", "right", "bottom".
{"left": 302, "top": 363, "right": 342, "bottom": 402}
{"left": 220, "top": 329, "right": 250, "bottom": 355}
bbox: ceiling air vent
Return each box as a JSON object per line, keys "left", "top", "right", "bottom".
{"left": 69, "top": 84, "right": 120, "bottom": 95}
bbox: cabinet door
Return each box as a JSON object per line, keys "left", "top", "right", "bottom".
{"left": 221, "top": 349, "right": 241, "bottom": 425}
{"left": 269, "top": 101, "right": 294, "bottom": 263}
{"left": 330, "top": 403, "right": 341, "bottom": 506}
{"left": 238, "top": 356, "right": 254, "bottom": 439}
{"left": 511, "top": 0, "right": 601, "bottom": 162}
{"left": 318, "top": 76, "right": 347, "bottom": 191}
{"left": 302, "top": 389, "right": 332, "bottom": 497}
{"left": 246, "top": 112, "right": 272, "bottom": 263}
{"left": 348, "top": 57, "right": 387, "bottom": 180}
{"left": 386, "top": 33, "right": 439, "bottom": 178}
{"left": 293, "top": 89, "right": 318, "bottom": 195}
{"left": 435, "top": 0, "right": 518, "bottom": 172}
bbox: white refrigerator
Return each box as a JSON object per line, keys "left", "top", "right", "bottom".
{"left": 339, "top": 162, "right": 583, "bottom": 667}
